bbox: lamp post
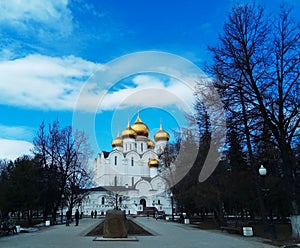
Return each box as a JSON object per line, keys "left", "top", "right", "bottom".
{"left": 152, "top": 200, "right": 155, "bottom": 218}
{"left": 170, "top": 192, "right": 174, "bottom": 221}
{"left": 79, "top": 200, "right": 82, "bottom": 218}
{"left": 60, "top": 194, "right": 64, "bottom": 224}
{"left": 258, "top": 165, "right": 277, "bottom": 240}
{"left": 115, "top": 193, "right": 118, "bottom": 210}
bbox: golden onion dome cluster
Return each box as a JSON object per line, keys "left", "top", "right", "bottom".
{"left": 111, "top": 114, "right": 170, "bottom": 149}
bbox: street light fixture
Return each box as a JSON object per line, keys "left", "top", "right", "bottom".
{"left": 258, "top": 165, "right": 277, "bottom": 240}
{"left": 170, "top": 192, "right": 174, "bottom": 221}
{"left": 259, "top": 165, "right": 267, "bottom": 176}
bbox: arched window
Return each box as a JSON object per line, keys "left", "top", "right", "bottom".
{"left": 158, "top": 199, "right": 161, "bottom": 205}
{"left": 114, "top": 156, "right": 117, "bottom": 165}
{"left": 131, "top": 157, "right": 134, "bottom": 166}
{"left": 141, "top": 143, "right": 143, "bottom": 152}
{"left": 132, "top": 177, "right": 134, "bottom": 186}
{"left": 114, "top": 176, "right": 117, "bottom": 186}
{"left": 101, "top": 197, "right": 105, "bottom": 205}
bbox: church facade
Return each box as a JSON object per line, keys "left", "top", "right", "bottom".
{"left": 80, "top": 114, "right": 174, "bottom": 216}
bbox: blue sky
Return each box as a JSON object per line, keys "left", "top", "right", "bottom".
{"left": 0, "top": 0, "right": 299, "bottom": 161}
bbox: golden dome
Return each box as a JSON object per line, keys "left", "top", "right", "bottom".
{"left": 154, "top": 122, "right": 170, "bottom": 142}
{"left": 131, "top": 114, "right": 149, "bottom": 137}
{"left": 121, "top": 122, "right": 137, "bottom": 139}
{"left": 147, "top": 139, "right": 155, "bottom": 149}
{"left": 148, "top": 157, "right": 159, "bottom": 168}
{"left": 112, "top": 132, "right": 123, "bottom": 148}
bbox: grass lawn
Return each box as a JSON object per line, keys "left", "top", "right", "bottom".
{"left": 252, "top": 223, "right": 300, "bottom": 247}
{"left": 190, "top": 219, "right": 300, "bottom": 247}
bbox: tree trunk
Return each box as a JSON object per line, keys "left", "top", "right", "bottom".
{"left": 43, "top": 207, "right": 48, "bottom": 222}
{"left": 17, "top": 211, "right": 20, "bottom": 223}
{"left": 290, "top": 215, "right": 300, "bottom": 237}
{"left": 288, "top": 195, "right": 300, "bottom": 237}
{"left": 214, "top": 203, "right": 225, "bottom": 225}
{"left": 26, "top": 210, "right": 32, "bottom": 226}
{"left": 52, "top": 206, "right": 58, "bottom": 225}
{"left": 280, "top": 146, "right": 300, "bottom": 237}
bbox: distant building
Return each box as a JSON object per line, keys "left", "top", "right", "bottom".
{"left": 80, "top": 113, "right": 174, "bottom": 216}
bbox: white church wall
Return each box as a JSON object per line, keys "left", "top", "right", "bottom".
{"left": 155, "top": 140, "right": 168, "bottom": 154}
{"left": 151, "top": 176, "right": 167, "bottom": 193}
{"left": 135, "top": 138, "right": 148, "bottom": 154}
{"left": 125, "top": 151, "right": 140, "bottom": 175}
{"left": 123, "top": 137, "right": 136, "bottom": 153}
{"left": 108, "top": 150, "right": 123, "bottom": 168}
{"left": 135, "top": 180, "right": 152, "bottom": 195}
{"left": 141, "top": 150, "right": 156, "bottom": 161}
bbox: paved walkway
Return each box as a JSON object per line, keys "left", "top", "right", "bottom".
{"left": 0, "top": 217, "right": 275, "bottom": 248}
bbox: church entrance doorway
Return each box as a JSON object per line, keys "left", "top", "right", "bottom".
{"left": 140, "top": 199, "right": 146, "bottom": 209}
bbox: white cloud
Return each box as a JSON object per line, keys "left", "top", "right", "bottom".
{"left": 0, "top": 54, "right": 102, "bottom": 110}
{"left": 0, "top": 139, "right": 33, "bottom": 161}
{"left": 96, "top": 74, "right": 196, "bottom": 112}
{"left": 74, "top": 73, "right": 196, "bottom": 113}
{"left": 0, "top": 54, "right": 198, "bottom": 113}
{"left": 0, "top": 125, "right": 35, "bottom": 141}
{"left": 0, "top": 0, "right": 73, "bottom": 37}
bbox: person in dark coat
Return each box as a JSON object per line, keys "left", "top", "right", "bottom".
{"left": 91, "top": 210, "right": 94, "bottom": 219}
{"left": 75, "top": 209, "right": 79, "bottom": 226}
{"left": 66, "top": 210, "right": 71, "bottom": 226}
{"left": 94, "top": 210, "right": 97, "bottom": 219}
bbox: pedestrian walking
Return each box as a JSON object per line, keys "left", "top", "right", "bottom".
{"left": 66, "top": 210, "right": 71, "bottom": 226}
{"left": 75, "top": 209, "right": 79, "bottom": 226}
{"left": 94, "top": 210, "right": 97, "bottom": 219}
{"left": 91, "top": 210, "right": 94, "bottom": 219}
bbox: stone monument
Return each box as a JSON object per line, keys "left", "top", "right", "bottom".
{"left": 103, "top": 209, "right": 128, "bottom": 238}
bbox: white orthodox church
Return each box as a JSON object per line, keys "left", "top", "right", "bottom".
{"left": 80, "top": 114, "right": 174, "bottom": 216}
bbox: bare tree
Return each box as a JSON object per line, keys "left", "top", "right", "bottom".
{"left": 33, "top": 121, "right": 93, "bottom": 219}
{"left": 208, "top": 3, "right": 300, "bottom": 236}
{"left": 104, "top": 189, "right": 130, "bottom": 210}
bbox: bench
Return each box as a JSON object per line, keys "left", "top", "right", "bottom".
{"left": 0, "top": 226, "right": 13, "bottom": 236}
{"left": 0, "top": 222, "right": 17, "bottom": 236}
{"left": 220, "top": 221, "right": 251, "bottom": 234}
